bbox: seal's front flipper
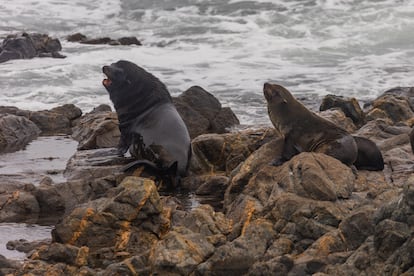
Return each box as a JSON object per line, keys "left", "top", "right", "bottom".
{"left": 166, "top": 161, "right": 179, "bottom": 187}
{"left": 122, "top": 159, "right": 159, "bottom": 173}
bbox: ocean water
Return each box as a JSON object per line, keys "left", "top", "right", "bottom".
{"left": 0, "top": 223, "right": 52, "bottom": 260}
{"left": 0, "top": 0, "right": 413, "bottom": 126}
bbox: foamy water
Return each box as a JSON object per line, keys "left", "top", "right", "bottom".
{"left": 0, "top": 0, "right": 413, "bottom": 125}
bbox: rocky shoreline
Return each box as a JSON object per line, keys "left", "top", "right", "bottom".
{"left": 0, "top": 86, "right": 414, "bottom": 275}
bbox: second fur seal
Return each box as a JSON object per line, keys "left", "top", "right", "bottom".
{"left": 102, "top": 60, "right": 191, "bottom": 180}
{"left": 264, "top": 82, "right": 384, "bottom": 170}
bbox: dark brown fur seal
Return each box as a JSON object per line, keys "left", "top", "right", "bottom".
{"left": 264, "top": 83, "right": 383, "bottom": 171}
{"left": 353, "top": 136, "right": 384, "bottom": 171}
{"left": 102, "top": 60, "right": 191, "bottom": 181}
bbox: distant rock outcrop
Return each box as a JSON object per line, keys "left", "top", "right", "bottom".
{"left": 0, "top": 32, "right": 65, "bottom": 63}
{"left": 67, "top": 32, "right": 142, "bottom": 46}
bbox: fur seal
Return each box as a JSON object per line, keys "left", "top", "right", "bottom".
{"left": 353, "top": 136, "right": 384, "bottom": 171}
{"left": 102, "top": 60, "right": 191, "bottom": 181}
{"left": 264, "top": 83, "right": 384, "bottom": 171}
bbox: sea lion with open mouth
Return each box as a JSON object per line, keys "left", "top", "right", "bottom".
{"left": 102, "top": 60, "right": 191, "bottom": 183}
{"left": 264, "top": 82, "right": 384, "bottom": 171}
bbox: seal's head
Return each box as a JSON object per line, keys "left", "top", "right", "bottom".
{"left": 102, "top": 61, "right": 131, "bottom": 92}
{"left": 102, "top": 59, "right": 174, "bottom": 119}
{"left": 263, "top": 82, "right": 289, "bottom": 105}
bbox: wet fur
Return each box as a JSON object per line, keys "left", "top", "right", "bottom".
{"left": 264, "top": 83, "right": 384, "bottom": 171}
{"left": 102, "top": 60, "right": 191, "bottom": 182}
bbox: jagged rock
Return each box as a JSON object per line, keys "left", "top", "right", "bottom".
{"left": 196, "top": 219, "right": 276, "bottom": 275}
{"left": 366, "top": 94, "right": 414, "bottom": 123}
{"left": 320, "top": 94, "right": 365, "bottom": 127}
{"left": 190, "top": 128, "right": 277, "bottom": 175}
{"left": 248, "top": 255, "right": 294, "bottom": 276}
{"left": 171, "top": 204, "right": 232, "bottom": 246}
{"left": 67, "top": 32, "right": 142, "bottom": 46}
{"left": 0, "top": 254, "right": 20, "bottom": 275}
{"left": 28, "top": 104, "right": 82, "bottom": 134}
{"left": 0, "top": 106, "right": 30, "bottom": 116}
{"left": 338, "top": 207, "right": 376, "bottom": 250}
{"left": 224, "top": 137, "right": 284, "bottom": 207}
{"left": 0, "top": 113, "right": 40, "bottom": 153}
{"left": 174, "top": 86, "right": 239, "bottom": 138}
{"left": 33, "top": 184, "right": 66, "bottom": 216}
{"left": 181, "top": 175, "right": 229, "bottom": 206}
{"left": 382, "top": 86, "right": 414, "bottom": 110}
{"left": 63, "top": 148, "right": 130, "bottom": 181}
{"left": 0, "top": 32, "right": 65, "bottom": 63}
{"left": 374, "top": 219, "right": 410, "bottom": 260}
{"left": 0, "top": 104, "right": 82, "bottom": 137}
{"left": 52, "top": 177, "right": 167, "bottom": 256}
{"left": 66, "top": 32, "right": 86, "bottom": 42}
{"left": 71, "top": 108, "right": 120, "bottom": 150}
{"left": 117, "top": 36, "right": 142, "bottom": 46}
{"left": 101, "top": 255, "right": 150, "bottom": 275}
{"left": 149, "top": 227, "right": 215, "bottom": 275}
{"left": 319, "top": 108, "right": 357, "bottom": 133}
{"left": 30, "top": 243, "right": 89, "bottom": 266}
{"left": 225, "top": 152, "right": 355, "bottom": 215}
{"left": 6, "top": 238, "right": 50, "bottom": 253}
{"left": 355, "top": 119, "right": 410, "bottom": 143}
{"left": 0, "top": 254, "right": 20, "bottom": 268}
{"left": 0, "top": 188, "right": 40, "bottom": 223}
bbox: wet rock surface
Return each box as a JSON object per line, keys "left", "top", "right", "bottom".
{"left": 0, "top": 32, "right": 65, "bottom": 63}
{"left": 1, "top": 86, "right": 414, "bottom": 275}
{"left": 0, "top": 113, "right": 40, "bottom": 153}
{"left": 67, "top": 32, "right": 142, "bottom": 46}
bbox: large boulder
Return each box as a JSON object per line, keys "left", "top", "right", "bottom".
{"left": 366, "top": 94, "right": 414, "bottom": 124}
{"left": 190, "top": 128, "right": 278, "bottom": 175}
{"left": 71, "top": 105, "right": 120, "bottom": 150}
{"left": 0, "top": 113, "right": 40, "bottom": 153}
{"left": 381, "top": 86, "right": 414, "bottom": 110}
{"left": 63, "top": 148, "right": 130, "bottom": 181}
{"left": 0, "top": 188, "right": 40, "bottom": 223}
{"left": 52, "top": 177, "right": 167, "bottom": 253}
{"left": 196, "top": 219, "right": 276, "bottom": 275}
{"left": 28, "top": 104, "right": 82, "bottom": 135}
{"left": 149, "top": 227, "right": 215, "bottom": 275}
{"left": 225, "top": 152, "right": 355, "bottom": 212}
{"left": 0, "top": 32, "right": 65, "bottom": 63}
{"left": 320, "top": 94, "right": 365, "bottom": 127}
{"left": 174, "top": 86, "right": 239, "bottom": 138}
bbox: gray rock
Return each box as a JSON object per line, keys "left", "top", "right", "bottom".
{"left": 320, "top": 94, "right": 365, "bottom": 127}
{"left": 0, "top": 113, "right": 40, "bottom": 153}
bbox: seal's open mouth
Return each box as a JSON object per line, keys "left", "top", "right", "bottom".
{"left": 102, "top": 65, "right": 112, "bottom": 87}
{"left": 103, "top": 77, "right": 112, "bottom": 87}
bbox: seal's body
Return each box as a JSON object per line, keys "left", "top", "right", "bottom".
{"left": 102, "top": 60, "right": 191, "bottom": 177}
{"left": 353, "top": 136, "right": 384, "bottom": 171}
{"left": 264, "top": 83, "right": 359, "bottom": 166}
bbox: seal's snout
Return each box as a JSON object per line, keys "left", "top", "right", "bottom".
{"left": 102, "top": 65, "right": 112, "bottom": 87}
{"left": 263, "top": 83, "right": 273, "bottom": 101}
